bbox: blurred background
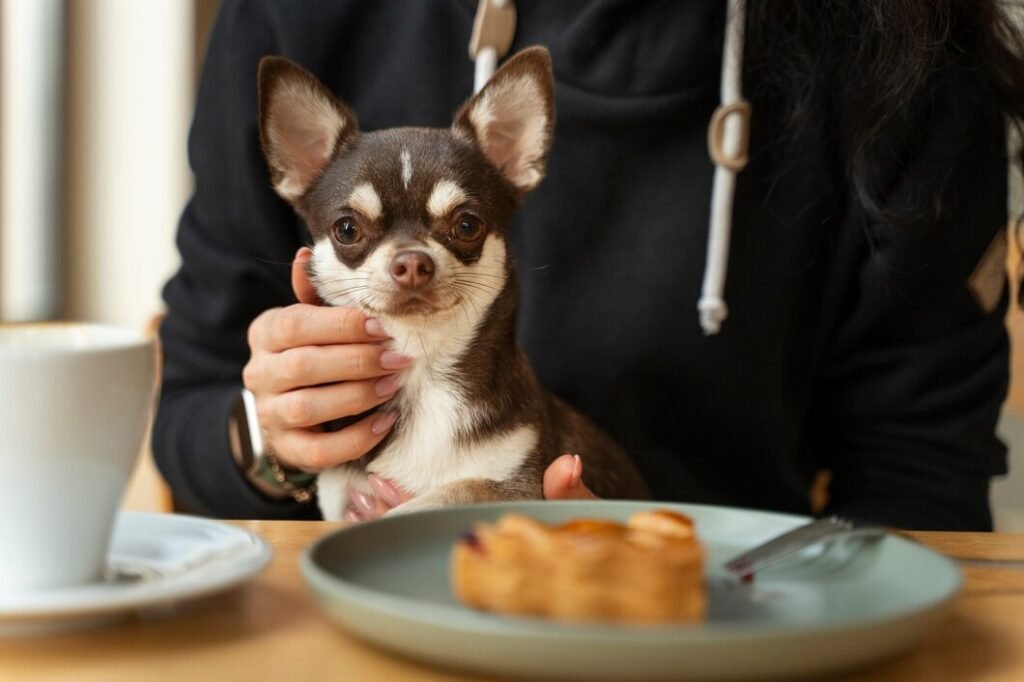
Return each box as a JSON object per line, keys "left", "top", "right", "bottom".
{"left": 0, "top": 0, "right": 1021, "bottom": 528}
{"left": 0, "top": 0, "right": 216, "bottom": 514}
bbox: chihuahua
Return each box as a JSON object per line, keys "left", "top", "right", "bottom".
{"left": 257, "top": 47, "right": 649, "bottom": 519}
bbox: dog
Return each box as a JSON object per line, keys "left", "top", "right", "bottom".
{"left": 257, "top": 47, "right": 649, "bottom": 519}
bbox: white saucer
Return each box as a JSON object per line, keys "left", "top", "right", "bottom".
{"left": 0, "top": 512, "right": 272, "bottom": 635}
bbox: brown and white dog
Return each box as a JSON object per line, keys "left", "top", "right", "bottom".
{"left": 257, "top": 47, "right": 649, "bottom": 520}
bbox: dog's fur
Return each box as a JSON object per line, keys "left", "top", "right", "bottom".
{"left": 258, "top": 47, "right": 649, "bottom": 519}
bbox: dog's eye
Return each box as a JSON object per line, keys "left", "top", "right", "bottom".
{"left": 331, "top": 217, "right": 362, "bottom": 245}
{"left": 453, "top": 215, "right": 484, "bottom": 242}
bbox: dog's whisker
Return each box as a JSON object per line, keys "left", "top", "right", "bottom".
{"left": 314, "top": 277, "right": 372, "bottom": 288}
{"left": 451, "top": 272, "right": 501, "bottom": 284}
{"left": 322, "top": 285, "right": 371, "bottom": 298}
{"left": 451, "top": 281, "right": 501, "bottom": 298}
{"left": 416, "top": 330, "right": 432, "bottom": 375}
{"left": 454, "top": 271, "right": 506, "bottom": 281}
{"left": 320, "top": 284, "right": 380, "bottom": 308}
{"left": 452, "top": 277, "right": 504, "bottom": 288}
{"left": 345, "top": 288, "right": 381, "bottom": 313}
{"left": 452, "top": 280, "right": 504, "bottom": 292}
{"left": 447, "top": 284, "right": 487, "bottom": 318}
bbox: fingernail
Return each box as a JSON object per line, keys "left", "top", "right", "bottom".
{"left": 569, "top": 454, "right": 583, "bottom": 489}
{"left": 380, "top": 350, "right": 414, "bottom": 370}
{"left": 365, "top": 318, "right": 389, "bottom": 338}
{"left": 344, "top": 509, "right": 362, "bottom": 523}
{"left": 368, "top": 474, "right": 403, "bottom": 506}
{"left": 374, "top": 373, "right": 402, "bottom": 398}
{"left": 371, "top": 411, "right": 399, "bottom": 435}
{"left": 351, "top": 489, "right": 376, "bottom": 515}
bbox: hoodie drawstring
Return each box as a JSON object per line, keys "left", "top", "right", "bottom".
{"left": 471, "top": 0, "right": 748, "bottom": 335}
{"left": 699, "top": 0, "right": 750, "bottom": 335}
{"left": 470, "top": 0, "right": 516, "bottom": 93}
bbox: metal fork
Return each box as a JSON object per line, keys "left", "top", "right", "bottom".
{"left": 724, "top": 516, "right": 887, "bottom": 577}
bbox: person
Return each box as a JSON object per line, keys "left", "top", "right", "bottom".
{"left": 153, "top": 0, "right": 1024, "bottom": 530}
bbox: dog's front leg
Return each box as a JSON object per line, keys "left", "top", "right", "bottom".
{"left": 316, "top": 465, "right": 369, "bottom": 521}
{"left": 387, "top": 477, "right": 539, "bottom": 516}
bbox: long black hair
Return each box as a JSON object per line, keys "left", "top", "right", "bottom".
{"left": 746, "top": 1, "right": 1024, "bottom": 226}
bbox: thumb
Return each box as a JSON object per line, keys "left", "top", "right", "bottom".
{"left": 292, "top": 247, "right": 323, "bottom": 305}
{"left": 543, "top": 454, "right": 599, "bottom": 501}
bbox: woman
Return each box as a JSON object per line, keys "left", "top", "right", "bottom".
{"left": 154, "top": 0, "right": 1024, "bottom": 529}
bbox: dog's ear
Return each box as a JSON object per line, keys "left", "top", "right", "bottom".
{"left": 258, "top": 56, "right": 358, "bottom": 202}
{"left": 453, "top": 47, "right": 554, "bottom": 193}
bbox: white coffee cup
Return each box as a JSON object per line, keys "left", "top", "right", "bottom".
{"left": 0, "top": 322, "right": 157, "bottom": 592}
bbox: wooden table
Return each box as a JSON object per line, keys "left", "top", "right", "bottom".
{"left": 2, "top": 522, "right": 1023, "bottom": 681}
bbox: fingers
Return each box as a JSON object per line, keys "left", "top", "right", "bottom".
{"left": 368, "top": 474, "right": 413, "bottom": 506}
{"left": 257, "top": 375, "right": 402, "bottom": 429}
{"left": 292, "top": 247, "right": 323, "bottom": 305}
{"left": 248, "top": 343, "right": 412, "bottom": 394}
{"left": 543, "top": 454, "right": 599, "bottom": 501}
{"left": 344, "top": 488, "right": 392, "bottom": 523}
{"left": 244, "top": 258, "right": 406, "bottom": 476}
{"left": 344, "top": 475, "right": 415, "bottom": 523}
{"left": 248, "top": 304, "right": 390, "bottom": 353}
{"left": 270, "top": 410, "right": 399, "bottom": 471}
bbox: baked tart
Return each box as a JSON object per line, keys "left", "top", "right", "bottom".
{"left": 451, "top": 509, "right": 705, "bottom": 624}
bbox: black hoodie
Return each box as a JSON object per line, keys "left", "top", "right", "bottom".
{"left": 154, "top": 0, "right": 1009, "bottom": 529}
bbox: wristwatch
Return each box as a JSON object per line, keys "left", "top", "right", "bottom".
{"left": 229, "top": 389, "right": 317, "bottom": 503}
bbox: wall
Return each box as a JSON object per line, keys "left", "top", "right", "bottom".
{"left": 65, "top": 0, "right": 198, "bottom": 512}
{"left": 65, "top": 0, "right": 194, "bottom": 330}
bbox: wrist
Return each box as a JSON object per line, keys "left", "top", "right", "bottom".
{"left": 229, "top": 389, "right": 317, "bottom": 503}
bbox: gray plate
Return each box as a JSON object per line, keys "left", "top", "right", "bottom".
{"left": 301, "top": 501, "right": 960, "bottom": 680}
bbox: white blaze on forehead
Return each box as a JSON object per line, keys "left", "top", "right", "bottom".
{"left": 426, "top": 179, "right": 468, "bottom": 218}
{"left": 346, "top": 182, "right": 382, "bottom": 221}
{"left": 400, "top": 148, "right": 413, "bottom": 190}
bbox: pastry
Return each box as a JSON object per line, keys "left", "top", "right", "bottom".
{"left": 451, "top": 509, "right": 705, "bottom": 624}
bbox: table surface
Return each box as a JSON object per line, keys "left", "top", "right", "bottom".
{"left": 2, "top": 521, "right": 1023, "bottom": 682}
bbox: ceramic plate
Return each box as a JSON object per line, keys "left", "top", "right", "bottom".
{"left": 302, "top": 501, "right": 960, "bottom": 681}
{"left": 0, "top": 512, "right": 272, "bottom": 635}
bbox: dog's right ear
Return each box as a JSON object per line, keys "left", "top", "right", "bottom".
{"left": 258, "top": 56, "right": 358, "bottom": 203}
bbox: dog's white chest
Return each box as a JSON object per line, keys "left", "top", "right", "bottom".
{"left": 316, "top": 357, "right": 537, "bottom": 520}
{"left": 370, "top": 366, "right": 473, "bottom": 492}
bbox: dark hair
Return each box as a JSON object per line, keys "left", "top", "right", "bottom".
{"left": 746, "top": 1, "right": 1024, "bottom": 226}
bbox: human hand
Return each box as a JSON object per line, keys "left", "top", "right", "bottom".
{"left": 241, "top": 247, "right": 410, "bottom": 472}
{"left": 342, "top": 453, "right": 598, "bottom": 522}
{"left": 344, "top": 474, "right": 415, "bottom": 522}
{"left": 541, "top": 453, "right": 599, "bottom": 501}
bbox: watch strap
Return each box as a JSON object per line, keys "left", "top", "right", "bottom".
{"left": 230, "top": 389, "right": 317, "bottom": 503}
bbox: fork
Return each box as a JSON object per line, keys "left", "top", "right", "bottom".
{"left": 723, "top": 516, "right": 887, "bottom": 577}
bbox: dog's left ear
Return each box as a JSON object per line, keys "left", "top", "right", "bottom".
{"left": 453, "top": 47, "right": 554, "bottom": 194}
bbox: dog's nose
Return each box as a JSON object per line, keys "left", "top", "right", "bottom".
{"left": 390, "top": 250, "right": 435, "bottom": 289}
